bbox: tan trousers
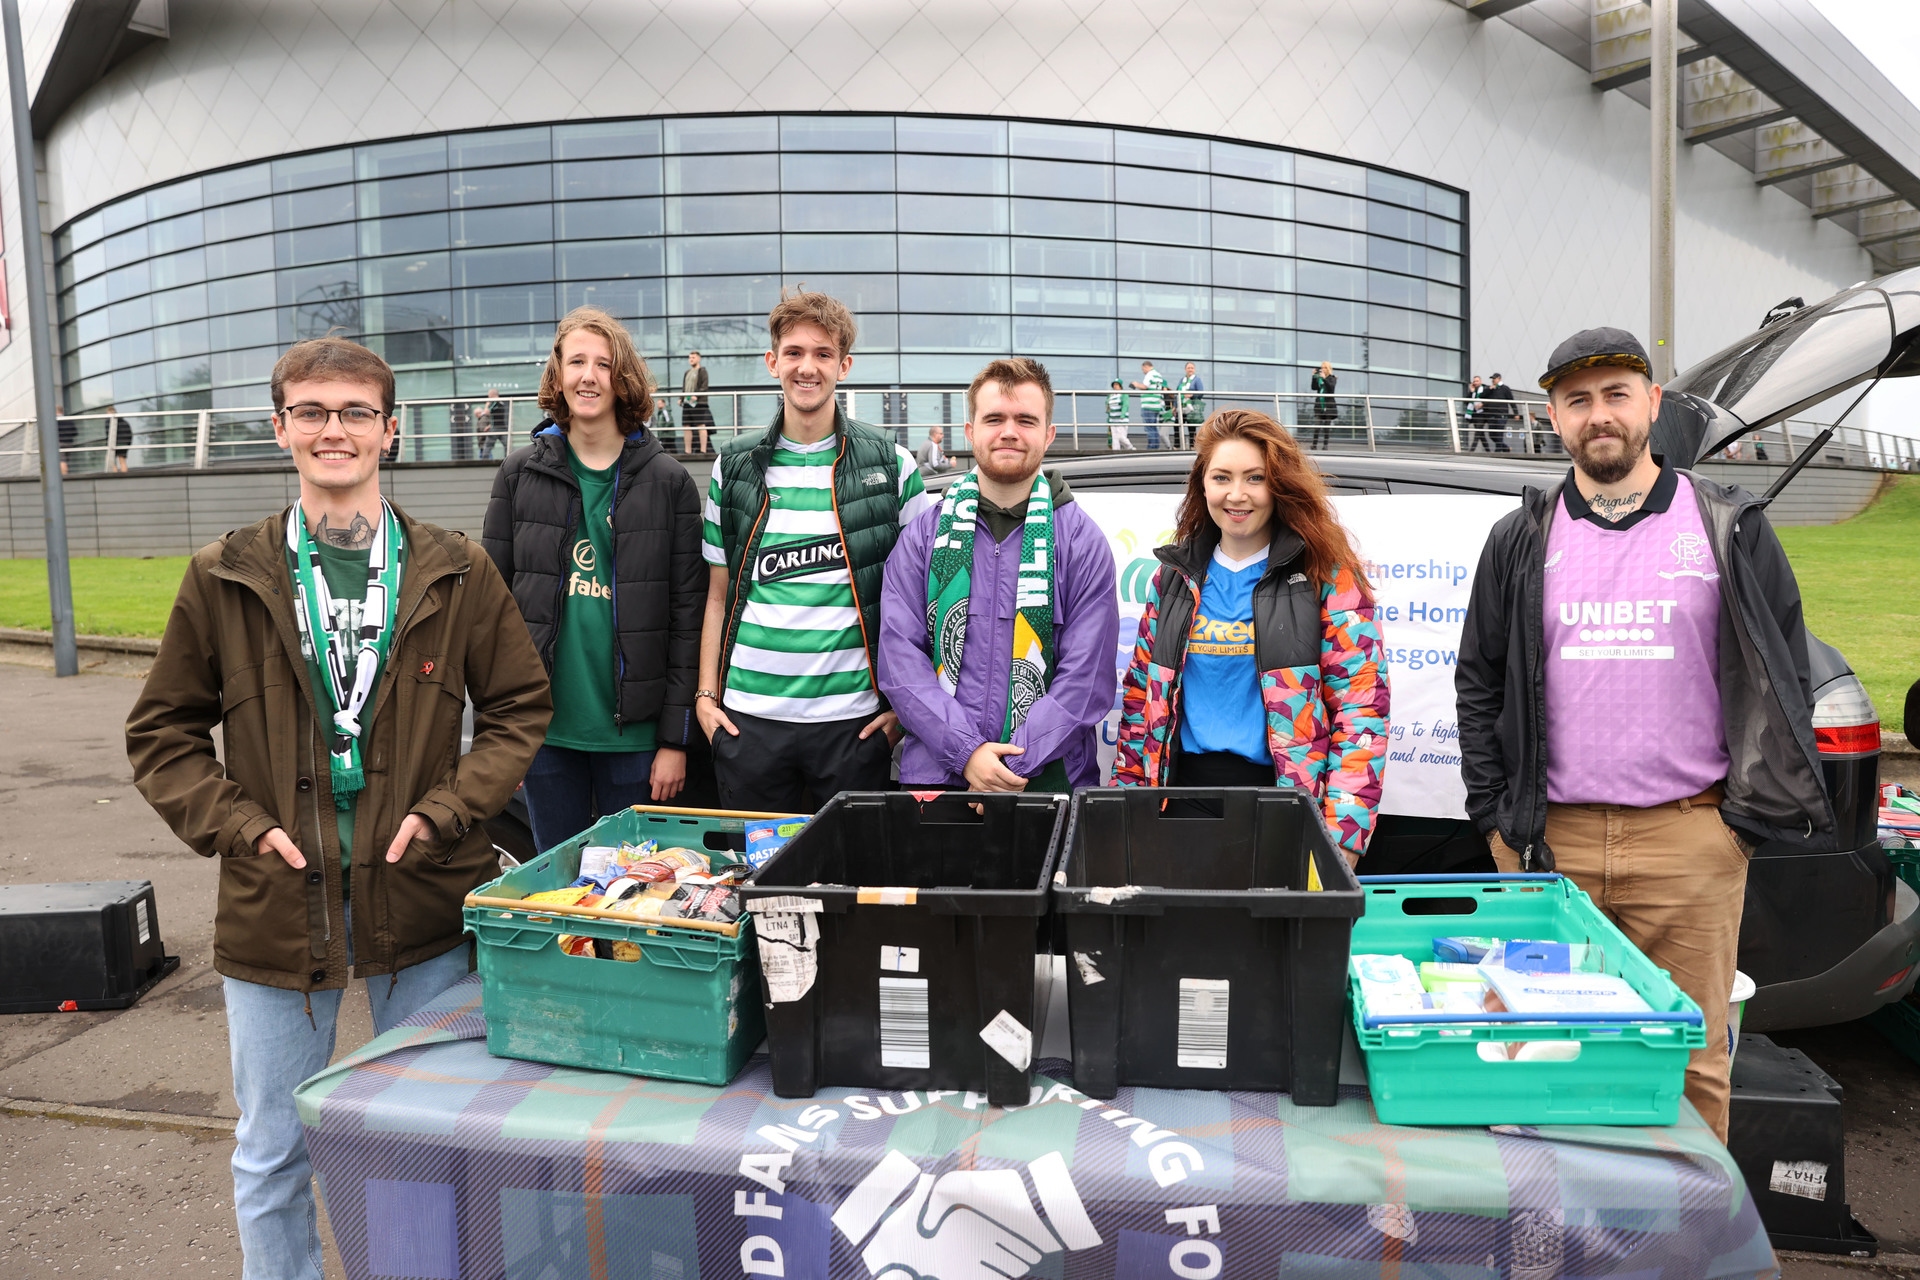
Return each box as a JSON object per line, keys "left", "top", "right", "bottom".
{"left": 1490, "top": 793, "right": 1749, "bottom": 1140}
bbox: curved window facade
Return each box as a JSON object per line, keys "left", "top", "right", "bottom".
{"left": 53, "top": 114, "right": 1466, "bottom": 434}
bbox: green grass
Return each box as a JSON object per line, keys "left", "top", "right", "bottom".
{"left": 0, "top": 476, "right": 1914, "bottom": 732}
{"left": 1777, "top": 474, "right": 1919, "bottom": 736}
{"left": 0, "top": 556, "right": 189, "bottom": 638}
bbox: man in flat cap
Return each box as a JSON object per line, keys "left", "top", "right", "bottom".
{"left": 1455, "top": 327, "right": 1832, "bottom": 1140}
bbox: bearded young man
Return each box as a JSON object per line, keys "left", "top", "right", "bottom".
{"left": 878, "top": 358, "right": 1119, "bottom": 792}
{"left": 1455, "top": 327, "right": 1833, "bottom": 1141}
{"left": 126, "top": 337, "right": 550, "bottom": 1279}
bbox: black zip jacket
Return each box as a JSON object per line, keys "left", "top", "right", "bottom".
{"left": 482, "top": 423, "right": 705, "bottom": 748}
{"left": 1455, "top": 467, "right": 1834, "bottom": 869}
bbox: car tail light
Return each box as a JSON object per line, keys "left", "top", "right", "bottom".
{"left": 1877, "top": 965, "right": 1913, "bottom": 994}
{"left": 1811, "top": 675, "right": 1879, "bottom": 757}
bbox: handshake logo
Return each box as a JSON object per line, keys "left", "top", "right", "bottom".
{"left": 831, "top": 1149, "right": 1102, "bottom": 1279}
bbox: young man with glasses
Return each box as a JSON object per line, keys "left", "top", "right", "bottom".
{"left": 697, "top": 290, "right": 931, "bottom": 811}
{"left": 126, "top": 337, "right": 551, "bottom": 1280}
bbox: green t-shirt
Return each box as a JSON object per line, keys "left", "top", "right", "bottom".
{"left": 289, "top": 541, "right": 383, "bottom": 884}
{"left": 546, "top": 448, "right": 656, "bottom": 752}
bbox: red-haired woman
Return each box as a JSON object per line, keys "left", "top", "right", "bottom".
{"left": 1113, "top": 410, "right": 1390, "bottom": 863}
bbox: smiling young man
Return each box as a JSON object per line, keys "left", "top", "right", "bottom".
{"left": 879, "top": 358, "right": 1119, "bottom": 792}
{"left": 698, "top": 290, "right": 932, "bottom": 810}
{"left": 126, "top": 337, "right": 550, "bottom": 1279}
{"left": 1456, "top": 327, "right": 1833, "bottom": 1140}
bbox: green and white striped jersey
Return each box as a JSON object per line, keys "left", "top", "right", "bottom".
{"left": 702, "top": 434, "right": 931, "bottom": 723}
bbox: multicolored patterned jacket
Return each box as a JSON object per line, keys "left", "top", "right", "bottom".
{"left": 1113, "top": 526, "right": 1391, "bottom": 858}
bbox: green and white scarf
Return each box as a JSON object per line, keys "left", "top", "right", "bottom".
{"left": 287, "top": 501, "right": 404, "bottom": 808}
{"left": 926, "top": 470, "right": 1055, "bottom": 736}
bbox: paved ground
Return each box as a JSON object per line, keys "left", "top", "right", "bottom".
{"left": 0, "top": 658, "right": 1915, "bottom": 1279}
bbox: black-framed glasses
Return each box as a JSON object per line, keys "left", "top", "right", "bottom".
{"left": 281, "top": 404, "right": 388, "bottom": 435}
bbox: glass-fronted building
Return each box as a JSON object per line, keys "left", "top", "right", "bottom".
{"left": 53, "top": 112, "right": 1466, "bottom": 443}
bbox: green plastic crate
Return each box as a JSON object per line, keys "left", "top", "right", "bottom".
{"left": 1350, "top": 874, "right": 1707, "bottom": 1127}
{"left": 462, "top": 807, "right": 776, "bottom": 1086}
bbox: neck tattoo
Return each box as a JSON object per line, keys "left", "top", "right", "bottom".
{"left": 316, "top": 512, "right": 376, "bottom": 548}
{"left": 1588, "top": 490, "right": 1644, "bottom": 522}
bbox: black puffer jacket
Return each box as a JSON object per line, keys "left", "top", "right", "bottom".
{"left": 1455, "top": 467, "right": 1834, "bottom": 868}
{"left": 483, "top": 423, "right": 705, "bottom": 747}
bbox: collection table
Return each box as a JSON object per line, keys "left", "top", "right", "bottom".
{"left": 296, "top": 976, "right": 1775, "bottom": 1279}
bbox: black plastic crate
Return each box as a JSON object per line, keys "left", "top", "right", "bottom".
{"left": 1727, "top": 1034, "right": 1877, "bottom": 1256}
{"left": 1054, "top": 788, "right": 1363, "bottom": 1102}
{"left": 0, "top": 881, "right": 179, "bottom": 1013}
{"left": 740, "top": 792, "right": 1065, "bottom": 1106}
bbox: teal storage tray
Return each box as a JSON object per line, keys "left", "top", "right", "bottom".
{"left": 463, "top": 806, "right": 780, "bottom": 1086}
{"left": 1351, "top": 874, "right": 1706, "bottom": 1127}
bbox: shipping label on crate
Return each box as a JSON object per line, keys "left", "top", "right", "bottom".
{"left": 878, "top": 977, "right": 931, "bottom": 1068}
{"left": 1176, "top": 978, "right": 1230, "bottom": 1070}
{"left": 1076, "top": 492, "right": 1519, "bottom": 820}
{"left": 748, "top": 896, "right": 822, "bottom": 1003}
{"left": 1768, "top": 1159, "right": 1829, "bottom": 1201}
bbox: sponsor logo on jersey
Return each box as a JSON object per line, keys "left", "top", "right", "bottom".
{"left": 753, "top": 533, "right": 847, "bottom": 582}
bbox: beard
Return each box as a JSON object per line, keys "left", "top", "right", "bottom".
{"left": 1569, "top": 419, "right": 1650, "bottom": 485}
{"left": 973, "top": 441, "right": 1043, "bottom": 487}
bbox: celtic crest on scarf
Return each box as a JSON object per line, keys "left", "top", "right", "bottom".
{"left": 926, "top": 469, "right": 1055, "bottom": 738}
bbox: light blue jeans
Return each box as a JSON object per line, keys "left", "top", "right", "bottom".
{"left": 222, "top": 906, "right": 470, "bottom": 1280}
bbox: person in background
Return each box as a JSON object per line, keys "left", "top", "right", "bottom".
{"left": 1176, "top": 361, "right": 1206, "bottom": 449}
{"left": 449, "top": 400, "right": 473, "bottom": 462}
{"left": 1114, "top": 410, "right": 1388, "bottom": 864}
{"left": 1132, "top": 360, "right": 1168, "bottom": 449}
{"left": 880, "top": 358, "right": 1119, "bottom": 793}
{"left": 1308, "top": 362, "right": 1338, "bottom": 449}
{"left": 682, "top": 350, "right": 713, "bottom": 455}
{"left": 1482, "top": 372, "right": 1516, "bottom": 452}
{"left": 109, "top": 408, "right": 133, "bottom": 472}
{"left": 483, "top": 307, "right": 705, "bottom": 854}
{"left": 651, "top": 396, "right": 675, "bottom": 446}
{"left": 915, "top": 424, "right": 952, "bottom": 475}
{"left": 56, "top": 404, "right": 76, "bottom": 476}
{"left": 1463, "top": 374, "right": 1491, "bottom": 452}
{"left": 697, "top": 289, "right": 931, "bottom": 811}
{"left": 1456, "top": 327, "right": 1833, "bottom": 1140}
{"left": 479, "top": 389, "right": 509, "bottom": 460}
{"left": 1106, "top": 379, "right": 1134, "bottom": 451}
{"left": 127, "top": 337, "right": 550, "bottom": 1280}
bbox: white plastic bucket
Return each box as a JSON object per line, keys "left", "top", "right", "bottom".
{"left": 1727, "top": 970, "right": 1756, "bottom": 1060}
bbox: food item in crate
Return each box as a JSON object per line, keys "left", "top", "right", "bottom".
{"left": 1478, "top": 965, "right": 1651, "bottom": 1016}
{"left": 522, "top": 886, "right": 592, "bottom": 909}
{"left": 1351, "top": 954, "right": 1428, "bottom": 1014}
{"left": 555, "top": 934, "right": 644, "bottom": 961}
{"left": 579, "top": 845, "right": 620, "bottom": 880}
{"left": 1418, "top": 961, "right": 1487, "bottom": 994}
{"left": 624, "top": 845, "right": 711, "bottom": 883}
{"left": 1354, "top": 955, "right": 1489, "bottom": 1017}
{"left": 610, "top": 882, "right": 743, "bottom": 926}
{"left": 1481, "top": 938, "right": 1607, "bottom": 974}
{"left": 1438, "top": 936, "right": 1605, "bottom": 973}
{"left": 744, "top": 818, "right": 807, "bottom": 872}
{"left": 1432, "top": 936, "right": 1498, "bottom": 963}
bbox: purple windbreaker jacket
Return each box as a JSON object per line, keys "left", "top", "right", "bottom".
{"left": 878, "top": 490, "right": 1120, "bottom": 789}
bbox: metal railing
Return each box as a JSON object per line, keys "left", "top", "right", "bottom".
{"left": 2, "top": 389, "right": 1915, "bottom": 476}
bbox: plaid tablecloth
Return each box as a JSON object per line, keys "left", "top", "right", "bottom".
{"left": 296, "top": 976, "right": 1775, "bottom": 1279}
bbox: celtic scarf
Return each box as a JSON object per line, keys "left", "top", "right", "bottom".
{"left": 287, "top": 501, "right": 404, "bottom": 808}
{"left": 927, "top": 470, "right": 1055, "bottom": 737}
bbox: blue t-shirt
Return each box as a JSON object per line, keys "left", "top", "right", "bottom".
{"left": 1178, "top": 546, "right": 1270, "bottom": 766}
